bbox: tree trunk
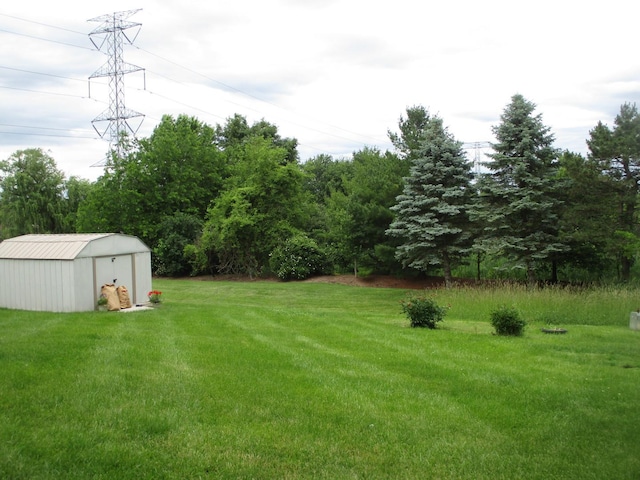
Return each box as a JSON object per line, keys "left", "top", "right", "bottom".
{"left": 621, "top": 255, "right": 632, "bottom": 282}
{"left": 442, "top": 250, "right": 453, "bottom": 289}
{"left": 620, "top": 184, "right": 636, "bottom": 282}
{"left": 526, "top": 260, "right": 537, "bottom": 289}
{"left": 550, "top": 260, "right": 558, "bottom": 284}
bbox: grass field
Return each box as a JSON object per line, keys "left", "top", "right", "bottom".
{"left": 1, "top": 279, "right": 639, "bottom": 479}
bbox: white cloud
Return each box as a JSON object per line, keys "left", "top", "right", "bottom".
{"left": 1, "top": 0, "right": 639, "bottom": 181}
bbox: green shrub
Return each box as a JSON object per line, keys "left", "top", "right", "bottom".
{"left": 401, "top": 295, "right": 447, "bottom": 329}
{"left": 183, "top": 243, "right": 209, "bottom": 276}
{"left": 490, "top": 305, "right": 526, "bottom": 336}
{"left": 269, "top": 235, "right": 329, "bottom": 281}
{"left": 153, "top": 213, "right": 203, "bottom": 277}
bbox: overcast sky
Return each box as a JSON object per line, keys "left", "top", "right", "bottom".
{"left": 1, "top": 1, "right": 639, "bottom": 180}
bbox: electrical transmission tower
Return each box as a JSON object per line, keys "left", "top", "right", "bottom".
{"left": 88, "top": 9, "right": 145, "bottom": 167}
{"left": 463, "top": 141, "right": 491, "bottom": 174}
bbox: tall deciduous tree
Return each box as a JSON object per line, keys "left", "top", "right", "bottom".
{"left": 0, "top": 148, "right": 66, "bottom": 238}
{"left": 476, "top": 94, "right": 564, "bottom": 287}
{"left": 215, "top": 114, "right": 299, "bottom": 164}
{"left": 300, "top": 154, "right": 351, "bottom": 204}
{"left": 587, "top": 103, "right": 640, "bottom": 281}
{"left": 201, "top": 136, "right": 307, "bottom": 277}
{"left": 387, "top": 112, "right": 474, "bottom": 287}
{"left": 60, "top": 176, "right": 93, "bottom": 233}
{"left": 77, "top": 115, "right": 225, "bottom": 247}
{"left": 328, "top": 147, "right": 409, "bottom": 275}
{"left": 299, "top": 154, "right": 352, "bottom": 265}
{"left": 556, "top": 151, "right": 619, "bottom": 280}
{"left": 153, "top": 212, "right": 204, "bottom": 277}
{"left": 388, "top": 105, "right": 433, "bottom": 162}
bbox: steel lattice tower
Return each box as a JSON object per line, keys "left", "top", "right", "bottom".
{"left": 88, "top": 9, "right": 145, "bottom": 166}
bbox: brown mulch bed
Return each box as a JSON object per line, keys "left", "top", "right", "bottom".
{"left": 301, "top": 274, "right": 447, "bottom": 289}
{"left": 181, "top": 274, "right": 477, "bottom": 290}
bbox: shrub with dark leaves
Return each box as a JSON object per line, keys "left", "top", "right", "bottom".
{"left": 490, "top": 305, "right": 526, "bottom": 336}
{"left": 269, "top": 235, "right": 329, "bottom": 281}
{"left": 401, "top": 295, "right": 447, "bottom": 329}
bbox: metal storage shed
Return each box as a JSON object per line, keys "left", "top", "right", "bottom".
{"left": 0, "top": 233, "right": 152, "bottom": 312}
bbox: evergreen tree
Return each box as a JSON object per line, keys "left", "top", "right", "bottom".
{"left": 387, "top": 112, "right": 474, "bottom": 287}
{"left": 476, "top": 94, "right": 564, "bottom": 286}
{"left": 587, "top": 103, "right": 640, "bottom": 281}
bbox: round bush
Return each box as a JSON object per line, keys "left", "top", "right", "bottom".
{"left": 401, "top": 296, "right": 447, "bottom": 329}
{"left": 269, "top": 235, "right": 328, "bottom": 281}
{"left": 490, "top": 305, "right": 526, "bottom": 336}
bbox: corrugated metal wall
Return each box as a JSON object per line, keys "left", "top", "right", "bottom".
{"left": 0, "top": 235, "right": 153, "bottom": 312}
{"left": 0, "top": 259, "right": 76, "bottom": 312}
{"left": 74, "top": 257, "right": 95, "bottom": 312}
{"left": 134, "top": 252, "right": 152, "bottom": 305}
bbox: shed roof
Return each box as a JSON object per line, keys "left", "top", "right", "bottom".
{"left": 0, "top": 234, "right": 149, "bottom": 260}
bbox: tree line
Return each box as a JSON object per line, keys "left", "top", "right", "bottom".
{"left": 1, "top": 95, "right": 639, "bottom": 285}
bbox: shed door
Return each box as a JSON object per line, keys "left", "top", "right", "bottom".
{"left": 94, "top": 254, "right": 134, "bottom": 295}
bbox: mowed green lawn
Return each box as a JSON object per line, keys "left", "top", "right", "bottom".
{"left": 1, "top": 279, "right": 639, "bottom": 479}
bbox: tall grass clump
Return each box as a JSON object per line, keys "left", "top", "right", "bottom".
{"left": 426, "top": 281, "right": 640, "bottom": 327}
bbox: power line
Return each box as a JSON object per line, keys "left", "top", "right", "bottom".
{"left": 135, "top": 45, "right": 389, "bottom": 147}
{"left": 0, "top": 122, "right": 94, "bottom": 133}
{"left": 0, "top": 130, "right": 97, "bottom": 139}
{"left": 1, "top": 12, "right": 392, "bottom": 159}
{"left": 122, "top": 62, "right": 381, "bottom": 151}
{"left": 2, "top": 12, "right": 387, "bottom": 152}
{"left": 142, "top": 89, "right": 224, "bottom": 122}
{"left": 0, "top": 84, "right": 103, "bottom": 102}
{"left": 0, "top": 65, "right": 91, "bottom": 83}
{"left": 0, "top": 27, "right": 93, "bottom": 50}
{"left": 127, "top": 83, "right": 345, "bottom": 155}
{"left": 0, "top": 13, "right": 86, "bottom": 36}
